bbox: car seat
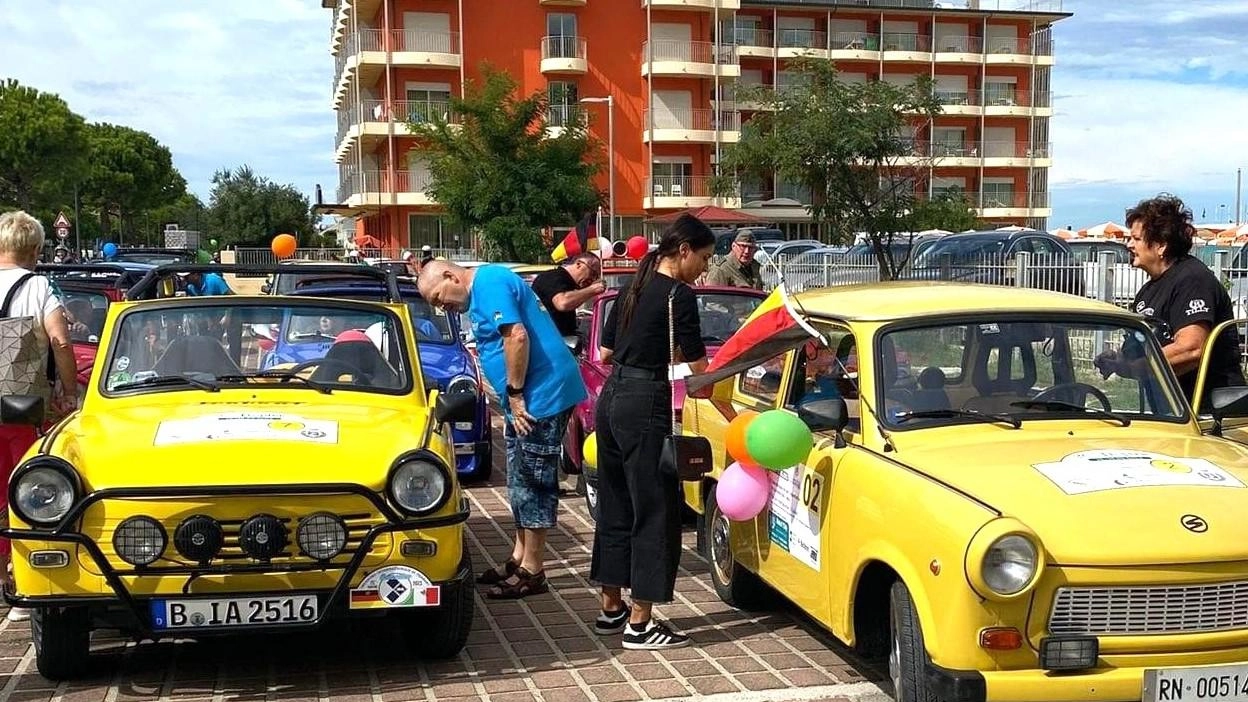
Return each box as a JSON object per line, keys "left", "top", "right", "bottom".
{"left": 911, "top": 367, "right": 951, "bottom": 412}
{"left": 154, "top": 336, "right": 242, "bottom": 378}
{"left": 878, "top": 336, "right": 913, "bottom": 408}
{"left": 963, "top": 339, "right": 1036, "bottom": 414}
{"left": 311, "top": 340, "right": 400, "bottom": 388}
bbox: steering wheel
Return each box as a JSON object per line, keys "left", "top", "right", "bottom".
{"left": 1031, "top": 382, "right": 1112, "bottom": 411}
{"left": 288, "top": 358, "right": 370, "bottom": 384}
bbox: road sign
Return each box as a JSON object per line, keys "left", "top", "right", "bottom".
{"left": 55, "top": 227, "right": 70, "bottom": 240}
{"left": 53, "top": 212, "right": 71, "bottom": 229}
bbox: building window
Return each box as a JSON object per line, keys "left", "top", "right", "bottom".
{"left": 406, "top": 87, "right": 453, "bottom": 123}
{"left": 983, "top": 179, "right": 1016, "bottom": 208}
{"left": 546, "top": 13, "right": 578, "bottom": 58}
{"left": 408, "top": 215, "right": 467, "bottom": 250}
{"left": 548, "top": 81, "right": 579, "bottom": 127}
{"left": 651, "top": 162, "right": 692, "bottom": 197}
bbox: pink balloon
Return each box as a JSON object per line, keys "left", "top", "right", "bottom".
{"left": 717, "top": 462, "right": 772, "bottom": 522}
{"left": 625, "top": 236, "right": 649, "bottom": 260}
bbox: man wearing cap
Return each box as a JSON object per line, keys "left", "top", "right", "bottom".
{"left": 180, "top": 270, "right": 234, "bottom": 296}
{"left": 706, "top": 230, "right": 763, "bottom": 289}
{"left": 420, "top": 245, "right": 435, "bottom": 267}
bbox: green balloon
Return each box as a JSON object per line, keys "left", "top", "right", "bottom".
{"left": 745, "top": 410, "right": 813, "bottom": 471}
{"left": 209, "top": 238, "right": 218, "bottom": 247}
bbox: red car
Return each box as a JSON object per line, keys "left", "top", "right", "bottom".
{"left": 562, "top": 285, "right": 766, "bottom": 518}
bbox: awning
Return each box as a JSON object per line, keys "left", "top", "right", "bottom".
{"left": 644, "top": 206, "right": 764, "bottom": 225}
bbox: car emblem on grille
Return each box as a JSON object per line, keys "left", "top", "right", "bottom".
{"left": 1181, "top": 514, "right": 1208, "bottom": 533}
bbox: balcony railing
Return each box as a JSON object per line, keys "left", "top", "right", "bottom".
{"left": 981, "top": 140, "right": 1052, "bottom": 158}
{"left": 896, "top": 140, "right": 1053, "bottom": 159}
{"left": 934, "top": 88, "right": 980, "bottom": 106}
{"left": 643, "top": 39, "right": 737, "bottom": 65}
{"left": 337, "top": 168, "right": 434, "bottom": 202}
{"left": 541, "top": 35, "right": 587, "bottom": 60}
{"left": 648, "top": 175, "right": 737, "bottom": 200}
{"left": 983, "top": 88, "right": 1052, "bottom": 108}
{"left": 934, "top": 35, "right": 984, "bottom": 53}
{"left": 548, "top": 105, "right": 582, "bottom": 128}
{"left": 975, "top": 191, "right": 1050, "bottom": 209}
{"left": 752, "top": 0, "right": 1062, "bottom": 10}
{"left": 644, "top": 108, "right": 741, "bottom": 132}
{"left": 986, "top": 36, "right": 1049, "bottom": 55}
{"left": 830, "top": 31, "right": 880, "bottom": 51}
{"left": 333, "top": 29, "right": 462, "bottom": 91}
{"left": 337, "top": 100, "right": 458, "bottom": 146}
{"left": 729, "top": 27, "right": 773, "bottom": 48}
{"left": 881, "top": 32, "right": 933, "bottom": 52}
{"left": 777, "top": 28, "right": 827, "bottom": 50}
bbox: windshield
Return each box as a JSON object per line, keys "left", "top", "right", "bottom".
{"left": 877, "top": 318, "right": 1186, "bottom": 429}
{"left": 103, "top": 303, "right": 410, "bottom": 394}
{"left": 333, "top": 294, "right": 454, "bottom": 344}
{"left": 115, "top": 252, "right": 194, "bottom": 265}
{"left": 599, "top": 291, "right": 763, "bottom": 346}
{"left": 913, "top": 237, "right": 1007, "bottom": 265}
{"left": 62, "top": 290, "right": 108, "bottom": 344}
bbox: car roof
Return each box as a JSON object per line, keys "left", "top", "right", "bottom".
{"left": 792, "top": 281, "right": 1136, "bottom": 322}
{"left": 288, "top": 281, "right": 422, "bottom": 300}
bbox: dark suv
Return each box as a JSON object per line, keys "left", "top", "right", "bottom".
{"left": 903, "top": 229, "right": 1085, "bottom": 297}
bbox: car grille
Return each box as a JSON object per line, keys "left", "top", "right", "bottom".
{"left": 1049, "top": 581, "right": 1248, "bottom": 636}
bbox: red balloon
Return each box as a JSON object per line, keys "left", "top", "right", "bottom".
{"left": 625, "top": 236, "right": 649, "bottom": 260}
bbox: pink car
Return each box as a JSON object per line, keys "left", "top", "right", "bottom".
{"left": 562, "top": 285, "right": 766, "bottom": 518}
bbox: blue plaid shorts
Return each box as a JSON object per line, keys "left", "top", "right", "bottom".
{"left": 504, "top": 409, "right": 571, "bottom": 529}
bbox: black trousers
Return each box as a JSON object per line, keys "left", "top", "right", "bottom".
{"left": 589, "top": 369, "right": 682, "bottom": 603}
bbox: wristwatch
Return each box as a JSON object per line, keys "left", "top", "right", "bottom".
{"left": 506, "top": 384, "right": 524, "bottom": 397}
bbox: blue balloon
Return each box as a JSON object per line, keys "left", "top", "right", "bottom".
{"left": 102, "top": 243, "right": 118, "bottom": 258}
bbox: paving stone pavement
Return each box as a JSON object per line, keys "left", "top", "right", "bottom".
{"left": 0, "top": 417, "right": 890, "bottom": 702}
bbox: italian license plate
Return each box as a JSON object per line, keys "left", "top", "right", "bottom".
{"left": 1144, "top": 664, "right": 1248, "bottom": 702}
{"left": 151, "top": 595, "right": 318, "bottom": 630}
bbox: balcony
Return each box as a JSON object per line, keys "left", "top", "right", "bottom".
{"left": 975, "top": 191, "right": 1052, "bottom": 218}
{"left": 642, "top": 0, "right": 741, "bottom": 10}
{"left": 881, "top": 32, "right": 932, "bottom": 62}
{"left": 982, "top": 88, "right": 1053, "bottom": 116}
{"left": 333, "top": 29, "right": 462, "bottom": 107}
{"left": 932, "top": 35, "right": 984, "bottom": 63}
{"left": 334, "top": 100, "right": 459, "bottom": 163}
{"left": 643, "top": 109, "right": 740, "bottom": 143}
{"left": 932, "top": 89, "right": 982, "bottom": 116}
{"left": 540, "top": 36, "right": 588, "bottom": 74}
{"left": 642, "top": 40, "right": 740, "bottom": 78}
{"left": 731, "top": 27, "right": 774, "bottom": 58}
{"left": 829, "top": 31, "right": 881, "bottom": 60}
{"left": 545, "top": 105, "right": 583, "bottom": 137}
{"left": 986, "top": 36, "right": 1055, "bottom": 65}
{"left": 777, "top": 28, "right": 828, "bottom": 58}
{"left": 337, "top": 168, "right": 436, "bottom": 210}
{"left": 981, "top": 140, "right": 1053, "bottom": 167}
{"left": 540, "top": 0, "right": 586, "bottom": 4}
{"left": 645, "top": 176, "right": 741, "bottom": 210}
{"left": 926, "top": 141, "right": 982, "bottom": 168}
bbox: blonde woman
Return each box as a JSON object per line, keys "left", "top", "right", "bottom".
{"left": 0, "top": 211, "right": 79, "bottom": 621}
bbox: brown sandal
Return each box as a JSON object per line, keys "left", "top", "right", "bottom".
{"left": 476, "top": 558, "right": 519, "bottom": 585}
{"left": 485, "top": 567, "right": 548, "bottom": 599}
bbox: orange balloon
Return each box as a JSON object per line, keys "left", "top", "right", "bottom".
{"left": 725, "top": 409, "right": 760, "bottom": 467}
{"left": 271, "top": 233, "right": 297, "bottom": 259}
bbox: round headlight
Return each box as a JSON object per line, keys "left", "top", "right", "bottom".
{"left": 447, "top": 375, "right": 477, "bottom": 396}
{"left": 12, "top": 465, "right": 77, "bottom": 525}
{"left": 113, "top": 517, "right": 167, "bottom": 567}
{"left": 389, "top": 459, "right": 449, "bottom": 515}
{"left": 297, "top": 512, "right": 347, "bottom": 561}
{"left": 982, "top": 534, "right": 1038, "bottom": 595}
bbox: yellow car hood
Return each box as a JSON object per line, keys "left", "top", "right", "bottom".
{"left": 898, "top": 431, "right": 1248, "bottom": 566}
{"left": 59, "top": 402, "right": 432, "bottom": 489}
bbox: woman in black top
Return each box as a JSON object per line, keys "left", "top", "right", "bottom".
{"left": 590, "top": 214, "right": 715, "bottom": 650}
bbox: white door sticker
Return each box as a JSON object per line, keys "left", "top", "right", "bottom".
{"left": 1034, "top": 449, "right": 1244, "bottom": 495}
{"left": 154, "top": 413, "right": 339, "bottom": 446}
{"left": 767, "top": 465, "right": 822, "bottom": 571}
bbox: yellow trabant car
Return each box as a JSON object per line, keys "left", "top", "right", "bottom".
{"left": 683, "top": 282, "right": 1248, "bottom": 702}
{"left": 0, "top": 265, "right": 477, "bottom": 680}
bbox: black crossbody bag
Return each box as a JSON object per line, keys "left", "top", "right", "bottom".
{"left": 658, "top": 286, "right": 712, "bottom": 482}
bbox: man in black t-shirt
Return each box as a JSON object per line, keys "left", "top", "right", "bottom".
{"left": 1095, "top": 194, "right": 1244, "bottom": 408}
{"left": 531, "top": 254, "right": 604, "bottom": 344}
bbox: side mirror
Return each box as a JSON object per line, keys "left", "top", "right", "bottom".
{"left": 1209, "top": 386, "right": 1248, "bottom": 432}
{"left": 1, "top": 395, "right": 45, "bottom": 426}
{"left": 797, "top": 397, "right": 849, "bottom": 446}
{"left": 434, "top": 390, "right": 478, "bottom": 425}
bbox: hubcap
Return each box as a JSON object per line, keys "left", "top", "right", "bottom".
{"left": 889, "top": 608, "right": 903, "bottom": 699}
{"left": 710, "top": 504, "right": 734, "bottom": 584}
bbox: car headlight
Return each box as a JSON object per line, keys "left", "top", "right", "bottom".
{"left": 113, "top": 516, "right": 167, "bottom": 566}
{"left": 388, "top": 455, "right": 451, "bottom": 515}
{"left": 297, "top": 512, "right": 347, "bottom": 561}
{"left": 11, "top": 461, "right": 78, "bottom": 526}
{"left": 982, "top": 534, "right": 1038, "bottom": 596}
{"left": 447, "top": 375, "right": 477, "bottom": 396}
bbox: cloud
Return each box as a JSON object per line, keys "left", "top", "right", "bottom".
{"left": 1, "top": 0, "right": 336, "bottom": 205}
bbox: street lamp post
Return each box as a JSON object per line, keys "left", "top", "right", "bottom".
{"left": 579, "top": 95, "right": 615, "bottom": 238}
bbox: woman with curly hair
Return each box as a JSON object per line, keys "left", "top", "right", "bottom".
{"left": 1095, "top": 193, "right": 1244, "bottom": 408}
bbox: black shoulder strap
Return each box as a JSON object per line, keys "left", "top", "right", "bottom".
{"left": 1, "top": 273, "right": 38, "bottom": 318}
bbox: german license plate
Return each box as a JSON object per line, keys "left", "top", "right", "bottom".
{"left": 1144, "top": 664, "right": 1248, "bottom": 702}
{"left": 151, "top": 595, "right": 318, "bottom": 630}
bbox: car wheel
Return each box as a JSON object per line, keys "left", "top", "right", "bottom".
{"left": 704, "top": 484, "right": 769, "bottom": 610}
{"left": 32, "top": 606, "right": 91, "bottom": 681}
{"left": 889, "top": 581, "right": 937, "bottom": 702}
{"left": 581, "top": 470, "right": 599, "bottom": 522}
{"left": 400, "top": 549, "right": 474, "bottom": 659}
{"left": 471, "top": 433, "right": 493, "bottom": 483}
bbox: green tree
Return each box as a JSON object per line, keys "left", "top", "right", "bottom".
{"left": 410, "top": 64, "right": 602, "bottom": 262}
{"left": 82, "top": 123, "right": 186, "bottom": 239}
{"left": 720, "top": 58, "right": 944, "bottom": 279}
{"left": 906, "top": 188, "right": 983, "bottom": 234}
{"left": 137, "top": 192, "right": 209, "bottom": 246}
{"left": 208, "top": 165, "right": 316, "bottom": 247}
{"left": 0, "top": 80, "right": 88, "bottom": 212}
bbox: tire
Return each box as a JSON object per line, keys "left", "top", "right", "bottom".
{"left": 401, "top": 550, "right": 474, "bottom": 659}
{"left": 32, "top": 606, "right": 91, "bottom": 681}
{"left": 471, "top": 435, "right": 493, "bottom": 483}
{"left": 704, "top": 484, "right": 769, "bottom": 610}
{"left": 889, "top": 581, "right": 937, "bottom": 702}
{"left": 581, "top": 470, "right": 600, "bottom": 522}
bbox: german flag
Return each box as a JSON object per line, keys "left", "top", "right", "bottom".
{"left": 686, "top": 284, "right": 822, "bottom": 396}
{"left": 551, "top": 212, "right": 600, "bottom": 262}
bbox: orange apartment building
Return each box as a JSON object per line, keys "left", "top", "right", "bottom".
{"left": 324, "top": 0, "right": 1070, "bottom": 252}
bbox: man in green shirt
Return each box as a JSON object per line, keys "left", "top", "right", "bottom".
{"left": 706, "top": 230, "right": 763, "bottom": 289}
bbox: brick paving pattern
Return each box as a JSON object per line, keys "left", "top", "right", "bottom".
{"left": 0, "top": 418, "right": 889, "bottom": 702}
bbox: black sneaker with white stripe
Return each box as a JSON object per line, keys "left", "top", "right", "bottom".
{"left": 594, "top": 606, "right": 629, "bottom": 635}
{"left": 622, "top": 619, "right": 690, "bottom": 650}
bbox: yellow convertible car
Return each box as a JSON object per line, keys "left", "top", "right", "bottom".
{"left": 1, "top": 264, "right": 477, "bottom": 680}
{"left": 683, "top": 282, "right": 1248, "bottom": 702}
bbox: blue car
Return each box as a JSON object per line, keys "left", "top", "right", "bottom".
{"left": 264, "top": 279, "right": 493, "bottom": 481}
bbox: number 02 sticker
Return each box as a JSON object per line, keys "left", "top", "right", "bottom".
{"left": 800, "top": 471, "right": 824, "bottom": 516}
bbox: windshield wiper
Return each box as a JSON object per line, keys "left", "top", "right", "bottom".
{"left": 216, "top": 371, "right": 332, "bottom": 395}
{"left": 112, "top": 375, "right": 220, "bottom": 392}
{"left": 895, "top": 408, "right": 1021, "bottom": 429}
{"left": 1009, "top": 400, "right": 1131, "bottom": 427}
